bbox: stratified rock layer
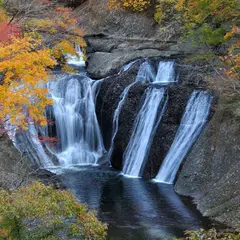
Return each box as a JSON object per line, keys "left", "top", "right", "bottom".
{"left": 76, "top": 0, "right": 198, "bottom": 78}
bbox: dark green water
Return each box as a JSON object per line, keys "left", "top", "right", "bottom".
{"left": 59, "top": 167, "right": 211, "bottom": 240}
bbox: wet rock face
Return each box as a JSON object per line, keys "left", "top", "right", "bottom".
{"left": 96, "top": 61, "right": 209, "bottom": 174}
{"left": 96, "top": 60, "right": 148, "bottom": 169}
{"left": 0, "top": 136, "right": 32, "bottom": 189}
{"left": 174, "top": 97, "right": 240, "bottom": 228}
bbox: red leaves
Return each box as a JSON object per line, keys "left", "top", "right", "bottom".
{"left": 0, "top": 21, "right": 20, "bottom": 42}
{"left": 38, "top": 136, "right": 59, "bottom": 148}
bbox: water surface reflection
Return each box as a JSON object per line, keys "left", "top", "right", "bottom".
{"left": 60, "top": 167, "right": 211, "bottom": 240}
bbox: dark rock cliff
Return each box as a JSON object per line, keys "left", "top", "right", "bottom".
{"left": 96, "top": 61, "right": 210, "bottom": 176}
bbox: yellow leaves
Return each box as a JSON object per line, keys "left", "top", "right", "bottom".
{"left": 0, "top": 3, "right": 86, "bottom": 130}
{"left": 0, "top": 36, "right": 56, "bottom": 129}
{"left": 175, "top": 0, "right": 239, "bottom": 27}
{"left": 0, "top": 8, "right": 7, "bottom": 22}
{"left": 23, "top": 5, "right": 86, "bottom": 67}
{"left": 224, "top": 31, "right": 234, "bottom": 40}
{"left": 52, "top": 40, "right": 75, "bottom": 60}
{"left": 221, "top": 26, "right": 240, "bottom": 81}
{"left": 108, "top": 0, "right": 150, "bottom": 12}
{"left": 0, "top": 227, "right": 11, "bottom": 239}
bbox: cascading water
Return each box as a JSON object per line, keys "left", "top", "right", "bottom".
{"left": 47, "top": 74, "right": 106, "bottom": 167}
{"left": 154, "top": 91, "right": 213, "bottom": 184}
{"left": 66, "top": 45, "right": 85, "bottom": 67}
{"left": 8, "top": 74, "right": 105, "bottom": 169}
{"left": 122, "top": 88, "right": 167, "bottom": 177}
{"left": 155, "top": 61, "right": 176, "bottom": 84}
{"left": 15, "top": 124, "right": 55, "bottom": 167}
{"left": 106, "top": 60, "right": 157, "bottom": 163}
{"left": 122, "top": 61, "right": 175, "bottom": 177}
{"left": 135, "top": 61, "right": 156, "bottom": 83}
{"left": 106, "top": 81, "right": 138, "bottom": 163}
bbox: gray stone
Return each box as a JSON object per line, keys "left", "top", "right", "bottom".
{"left": 175, "top": 97, "right": 240, "bottom": 228}
{"left": 0, "top": 136, "right": 60, "bottom": 190}
{"left": 75, "top": 0, "right": 201, "bottom": 78}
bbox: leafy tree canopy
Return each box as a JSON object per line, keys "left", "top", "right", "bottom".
{"left": 0, "top": 181, "right": 107, "bottom": 240}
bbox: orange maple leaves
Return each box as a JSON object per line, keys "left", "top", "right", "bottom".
{"left": 0, "top": 36, "right": 56, "bottom": 129}
{"left": 0, "top": 1, "right": 86, "bottom": 130}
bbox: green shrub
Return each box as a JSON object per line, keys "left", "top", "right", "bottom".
{"left": 177, "top": 228, "right": 240, "bottom": 240}
{"left": 0, "top": 181, "right": 107, "bottom": 240}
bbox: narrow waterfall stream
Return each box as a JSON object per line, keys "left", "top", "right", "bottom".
{"left": 122, "top": 88, "right": 167, "bottom": 177}
{"left": 66, "top": 45, "right": 86, "bottom": 67}
{"left": 155, "top": 61, "right": 176, "bottom": 83}
{"left": 122, "top": 61, "right": 175, "bottom": 177}
{"left": 106, "top": 81, "right": 138, "bottom": 163}
{"left": 154, "top": 91, "right": 213, "bottom": 184}
{"left": 106, "top": 61, "right": 157, "bottom": 163}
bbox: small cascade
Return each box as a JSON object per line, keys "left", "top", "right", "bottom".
{"left": 106, "top": 60, "right": 157, "bottom": 163}
{"left": 120, "top": 60, "right": 138, "bottom": 72}
{"left": 155, "top": 61, "right": 176, "bottom": 84}
{"left": 154, "top": 91, "right": 213, "bottom": 184}
{"left": 136, "top": 61, "right": 156, "bottom": 83}
{"left": 14, "top": 124, "right": 54, "bottom": 167}
{"left": 66, "top": 45, "right": 85, "bottom": 67}
{"left": 48, "top": 75, "right": 106, "bottom": 167}
{"left": 106, "top": 81, "right": 138, "bottom": 163}
{"left": 122, "top": 88, "right": 167, "bottom": 177}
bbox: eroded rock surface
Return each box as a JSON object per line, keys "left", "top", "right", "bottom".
{"left": 175, "top": 97, "right": 240, "bottom": 228}
{"left": 76, "top": 0, "right": 198, "bottom": 78}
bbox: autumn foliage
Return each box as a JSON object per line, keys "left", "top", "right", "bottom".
{"left": 24, "top": 5, "right": 86, "bottom": 62}
{"left": 0, "top": 181, "right": 107, "bottom": 239}
{"left": 175, "top": 0, "right": 240, "bottom": 80}
{"left": 0, "top": 22, "right": 20, "bottom": 42}
{"left": 222, "top": 26, "right": 240, "bottom": 81}
{"left": 0, "top": 0, "right": 86, "bottom": 130}
{"left": 108, "top": 0, "right": 150, "bottom": 12}
{"left": 0, "top": 36, "right": 56, "bottom": 129}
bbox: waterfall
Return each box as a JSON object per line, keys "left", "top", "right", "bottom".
{"left": 154, "top": 91, "right": 213, "bottom": 184}
{"left": 121, "top": 61, "right": 175, "bottom": 177}
{"left": 136, "top": 61, "right": 156, "bottom": 83}
{"left": 48, "top": 75, "right": 106, "bottom": 167}
{"left": 8, "top": 74, "right": 105, "bottom": 168}
{"left": 155, "top": 61, "right": 176, "bottom": 84}
{"left": 122, "top": 88, "right": 167, "bottom": 177}
{"left": 66, "top": 45, "right": 85, "bottom": 67}
{"left": 106, "top": 60, "right": 157, "bottom": 163}
{"left": 106, "top": 81, "right": 138, "bottom": 163}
